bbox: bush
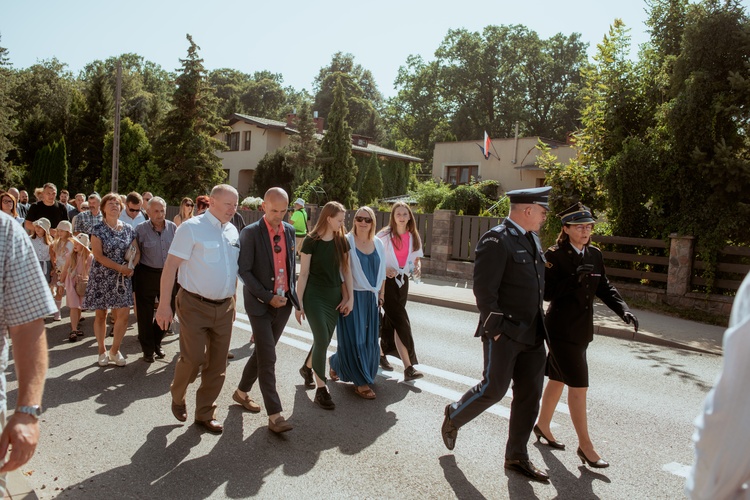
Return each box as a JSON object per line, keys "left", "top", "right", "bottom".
{"left": 475, "top": 179, "right": 501, "bottom": 200}
{"left": 413, "top": 179, "right": 451, "bottom": 213}
{"left": 438, "top": 184, "right": 489, "bottom": 216}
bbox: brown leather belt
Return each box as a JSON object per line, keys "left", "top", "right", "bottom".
{"left": 183, "top": 289, "right": 230, "bottom": 305}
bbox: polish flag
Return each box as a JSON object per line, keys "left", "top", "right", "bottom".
{"left": 483, "top": 131, "right": 491, "bottom": 159}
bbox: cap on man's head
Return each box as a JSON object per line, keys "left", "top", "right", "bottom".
{"left": 506, "top": 186, "right": 551, "bottom": 209}
{"left": 294, "top": 198, "right": 305, "bottom": 207}
{"left": 557, "top": 202, "right": 596, "bottom": 225}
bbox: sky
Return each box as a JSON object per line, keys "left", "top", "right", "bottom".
{"left": 3, "top": 0, "right": 749, "bottom": 99}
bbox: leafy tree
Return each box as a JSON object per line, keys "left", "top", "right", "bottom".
{"left": 74, "top": 61, "right": 113, "bottom": 191}
{"left": 97, "top": 118, "right": 159, "bottom": 194}
{"left": 252, "top": 148, "right": 294, "bottom": 198}
{"left": 357, "top": 153, "right": 383, "bottom": 205}
{"left": 48, "top": 137, "right": 68, "bottom": 190}
{"left": 153, "top": 35, "right": 228, "bottom": 203}
{"left": 313, "top": 52, "right": 383, "bottom": 139}
{"left": 286, "top": 100, "right": 320, "bottom": 186}
{"left": 319, "top": 77, "right": 357, "bottom": 208}
{"left": 0, "top": 37, "right": 20, "bottom": 187}
{"left": 209, "top": 68, "right": 252, "bottom": 118}
{"left": 29, "top": 144, "right": 51, "bottom": 190}
{"left": 9, "top": 58, "right": 76, "bottom": 174}
{"left": 241, "top": 71, "right": 286, "bottom": 119}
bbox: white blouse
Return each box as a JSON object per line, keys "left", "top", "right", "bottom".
{"left": 377, "top": 229, "right": 424, "bottom": 288}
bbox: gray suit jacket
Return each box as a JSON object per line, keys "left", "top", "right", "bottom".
{"left": 238, "top": 218, "right": 300, "bottom": 317}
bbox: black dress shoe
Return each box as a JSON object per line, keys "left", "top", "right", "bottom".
{"left": 577, "top": 447, "right": 609, "bottom": 468}
{"left": 299, "top": 365, "right": 315, "bottom": 389}
{"left": 533, "top": 425, "right": 565, "bottom": 450}
{"left": 195, "top": 419, "right": 223, "bottom": 434}
{"left": 143, "top": 354, "right": 155, "bottom": 363}
{"left": 155, "top": 348, "right": 166, "bottom": 359}
{"left": 441, "top": 404, "right": 458, "bottom": 451}
{"left": 404, "top": 365, "right": 424, "bottom": 381}
{"left": 504, "top": 459, "right": 549, "bottom": 482}
{"left": 171, "top": 401, "right": 187, "bottom": 422}
{"left": 379, "top": 355, "right": 393, "bottom": 370}
{"left": 314, "top": 387, "right": 335, "bottom": 410}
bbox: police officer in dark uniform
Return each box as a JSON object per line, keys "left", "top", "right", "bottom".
{"left": 441, "top": 186, "right": 552, "bottom": 482}
{"left": 533, "top": 203, "right": 637, "bottom": 469}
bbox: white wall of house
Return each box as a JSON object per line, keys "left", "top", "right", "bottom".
{"left": 431, "top": 137, "right": 577, "bottom": 192}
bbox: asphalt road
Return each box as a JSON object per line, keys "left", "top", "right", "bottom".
{"left": 8, "top": 299, "right": 721, "bottom": 499}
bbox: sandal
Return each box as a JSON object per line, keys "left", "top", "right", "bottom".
{"left": 68, "top": 331, "right": 79, "bottom": 342}
{"left": 354, "top": 386, "right": 376, "bottom": 400}
{"left": 329, "top": 368, "right": 340, "bottom": 382}
{"left": 76, "top": 330, "right": 84, "bottom": 337}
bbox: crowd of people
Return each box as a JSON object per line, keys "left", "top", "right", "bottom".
{"left": 26, "top": 181, "right": 750, "bottom": 492}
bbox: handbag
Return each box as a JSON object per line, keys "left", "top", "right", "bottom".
{"left": 75, "top": 271, "right": 89, "bottom": 297}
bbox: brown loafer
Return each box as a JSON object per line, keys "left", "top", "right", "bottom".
{"left": 171, "top": 401, "right": 187, "bottom": 422}
{"left": 268, "top": 416, "right": 293, "bottom": 434}
{"left": 195, "top": 419, "right": 223, "bottom": 434}
{"left": 232, "top": 390, "right": 261, "bottom": 413}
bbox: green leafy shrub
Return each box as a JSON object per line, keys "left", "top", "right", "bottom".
{"left": 438, "top": 184, "right": 489, "bottom": 216}
{"left": 414, "top": 179, "right": 451, "bottom": 213}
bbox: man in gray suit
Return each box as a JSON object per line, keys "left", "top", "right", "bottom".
{"left": 442, "top": 187, "right": 552, "bottom": 483}
{"left": 233, "top": 187, "right": 300, "bottom": 434}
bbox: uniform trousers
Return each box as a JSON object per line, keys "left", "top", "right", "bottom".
{"left": 237, "top": 302, "right": 292, "bottom": 415}
{"left": 170, "top": 289, "right": 235, "bottom": 421}
{"left": 134, "top": 264, "right": 176, "bottom": 357}
{"left": 448, "top": 332, "right": 546, "bottom": 460}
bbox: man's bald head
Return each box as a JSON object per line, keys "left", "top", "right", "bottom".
{"left": 264, "top": 187, "right": 289, "bottom": 204}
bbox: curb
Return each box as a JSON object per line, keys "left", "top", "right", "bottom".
{"left": 408, "top": 292, "right": 722, "bottom": 356}
{"left": 6, "top": 469, "right": 37, "bottom": 499}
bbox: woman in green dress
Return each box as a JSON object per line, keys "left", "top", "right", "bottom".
{"left": 296, "top": 201, "right": 353, "bottom": 410}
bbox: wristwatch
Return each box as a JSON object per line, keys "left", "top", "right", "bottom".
{"left": 15, "top": 405, "right": 42, "bottom": 419}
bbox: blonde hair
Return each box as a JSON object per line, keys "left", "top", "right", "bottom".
{"left": 179, "top": 197, "right": 194, "bottom": 221}
{"left": 31, "top": 225, "right": 53, "bottom": 245}
{"left": 350, "top": 206, "right": 376, "bottom": 241}
{"left": 67, "top": 241, "right": 92, "bottom": 275}
{"left": 308, "top": 201, "right": 349, "bottom": 274}
{"left": 384, "top": 201, "right": 422, "bottom": 252}
{"left": 52, "top": 228, "right": 71, "bottom": 256}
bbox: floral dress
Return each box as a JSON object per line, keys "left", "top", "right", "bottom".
{"left": 83, "top": 222, "right": 135, "bottom": 310}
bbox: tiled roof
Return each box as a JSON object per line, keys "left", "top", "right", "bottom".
{"left": 228, "top": 113, "right": 423, "bottom": 163}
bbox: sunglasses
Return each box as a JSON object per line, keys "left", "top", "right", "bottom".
{"left": 127, "top": 207, "right": 140, "bottom": 213}
{"left": 273, "top": 234, "right": 281, "bottom": 254}
{"left": 185, "top": 203, "right": 194, "bottom": 207}
{"left": 354, "top": 216, "right": 372, "bottom": 224}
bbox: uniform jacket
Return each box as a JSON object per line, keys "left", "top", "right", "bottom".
{"left": 473, "top": 219, "right": 547, "bottom": 345}
{"left": 544, "top": 241, "right": 629, "bottom": 345}
{"left": 238, "top": 218, "right": 300, "bottom": 316}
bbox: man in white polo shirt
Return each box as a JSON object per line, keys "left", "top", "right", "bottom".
{"left": 155, "top": 184, "right": 240, "bottom": 434}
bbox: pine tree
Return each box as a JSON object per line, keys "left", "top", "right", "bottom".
{"left": 319, "top": 77, "right": 357, "bottom": 208}
{"left": 358, "top": 153, "right": 383, "bottom": 205}
{"left": 287, "top": 100, "right": 320, "bottom": 187}
{"left": 0, "top": 38, "right": 20, "bottom": 186}
{"left": 48, "top": 138, "right": 68, "bottom": 190}
{"left": 154, "top": 34, "right": 228, "bottom": 203}
{"left": 75, "top": 62, "right": 113, "bottom": 191}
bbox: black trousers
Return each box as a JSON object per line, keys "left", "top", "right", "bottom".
{"left": 238, "top": 302, "right": 293, "bottom": 416}
{"left": 380, "top": 276, "right": 418, "bottom": 365}
{"left": 134, "top": 264, "right": 177, "bottom": 356}
{"left": 448, "top": 333, "right": 546, "bottom": 460}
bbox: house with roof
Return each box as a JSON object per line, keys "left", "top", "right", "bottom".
{"left": 431, "top": 136, "right": 576, "bottom": 192}
{"left": 216, "top": 113, "right": 423, "bottom": 196}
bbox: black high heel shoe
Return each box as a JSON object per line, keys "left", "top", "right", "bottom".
{"left": 577, "top": 447, "right": 609, "bottom": 468}
{"left": 533, "top": 425, "right": 565, "bottom": 450}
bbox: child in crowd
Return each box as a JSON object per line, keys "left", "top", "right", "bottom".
{"left": 61, "top": 233, "right": 94, "bottom": 342}
{"left": 52, "top": 220, "right": 74, "bottom": 320}
{"left": 31, "top": 218, "right": 56, "bottom": 317}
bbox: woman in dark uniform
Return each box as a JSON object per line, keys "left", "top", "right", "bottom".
{"left": 533, "top": 203, "right": 638, "bottom": 469}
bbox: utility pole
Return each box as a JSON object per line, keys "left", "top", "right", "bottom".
{"left": 111, "top": 60, "right": 122, "bottom": 192}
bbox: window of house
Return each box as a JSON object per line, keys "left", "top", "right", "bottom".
{"left": 244, "top": 131, "right": 251, "bottom": 151}
{"left": 445, "top": 166, "right": 478, "bottom": 185}
{"left": 227, "top": 132, "right": 240, "bottom": 151}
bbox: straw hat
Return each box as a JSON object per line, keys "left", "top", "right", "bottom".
{"left": 70, "top": 233, "right": 90, "bottom": 249}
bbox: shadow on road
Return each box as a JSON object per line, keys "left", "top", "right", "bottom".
{"left": 629, "top": 345, "right": 712, "bottom": 391}
{"left": 535, "top": 442, "right": 610, "bottom": 499}
{"left": 439, "top": 454, "right": 487, "bottom": 500}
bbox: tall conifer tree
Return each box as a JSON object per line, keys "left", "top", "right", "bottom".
{"left": 154, "top": 35, "right": 227, "bottom": 202}
{"left": 319, "top": 77, "right": 357, "bottom": 208}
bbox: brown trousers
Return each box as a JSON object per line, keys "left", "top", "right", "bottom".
{"left": 170, "top": 289, "right": 235, "bottom": 421}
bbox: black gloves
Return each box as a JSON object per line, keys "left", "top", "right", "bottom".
{"left": 576, "top": 264, "right": 594, "bottom": 283}
{"left": 623, "top": 311, "right": 639, "bottom": 332}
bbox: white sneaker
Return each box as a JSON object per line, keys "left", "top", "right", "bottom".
{"left": 98, "top": 353, "right": 110, "bottom": 366}
{"left": 53, "top": 312, "right": 61, "bottom": 321}
{"left": 110, "top": 351, "right": 126, "bottom": 367}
